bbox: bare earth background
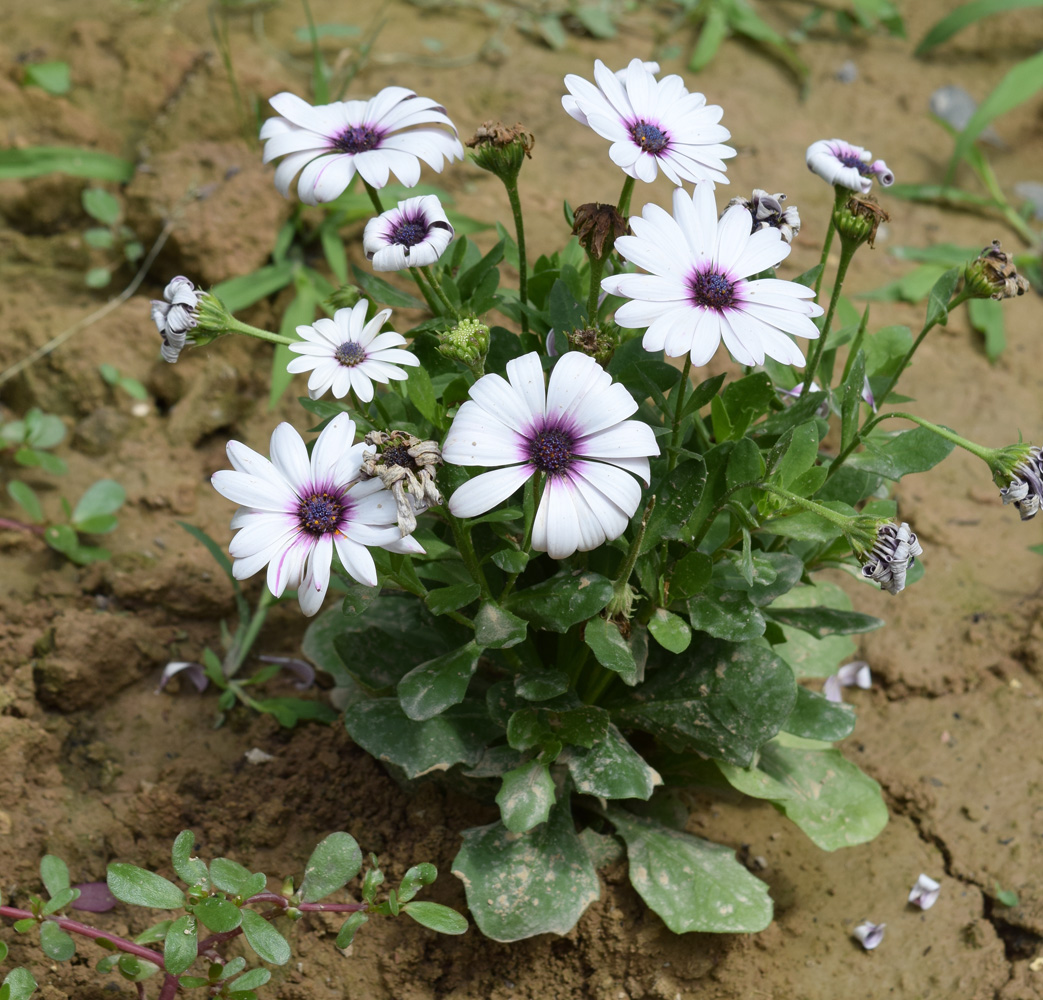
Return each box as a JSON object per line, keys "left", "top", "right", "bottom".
{"left": 2, "top": 1, "right": 1043, "bottom": 997}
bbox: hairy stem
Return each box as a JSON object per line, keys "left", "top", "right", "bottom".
{"left": 800, "top": 236, "right": 856, "bottom": 397}
{"left": 504, "top": 178, "right": 530, "bottom": 334}
{"left": 668, "top": 356, "right": 693, "bottom": 471}
{"left": 419, "top": 265, "right": 461, "bottom": 319}
{"left": 363, "top": 180, "right": 385, "bottom": 215}
{"left": 616, "top": 175, "right": 636, "bottom": 218}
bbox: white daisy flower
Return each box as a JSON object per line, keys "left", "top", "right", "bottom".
{"left": 150, "top": 276, "right": 200, "bottom": 363}
{"left": 211, "top": 414, "right": 424, "bottom": 617}
{"left": 562, "top": 58, "right": 735, "bottom": 186}
{"left": 363, "top": 194, "right": 455, "bottom": 271}
{"left": 602, "top": 182, "right": 824, "bottom": 368}
{"left": 259, "top": 89, "right": 465, "bottom": 205}
{"left": 443, "top": 352, "right": 659, "bottom": 560}
{"left": 286, "top": 301, "right": 419, "bottom": 403}
{"left": 806, "top": 138, "right": 894, "bottom": 195}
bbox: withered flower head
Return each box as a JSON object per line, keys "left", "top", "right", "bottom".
{"left": 965, "top": 240, "right": 1030, "bottom": 300}
{"left": 360, "top": 430, "right": 444, "bottom": 535}
{"left": 726, "top": 189, "right": 801, "bottom": 244}
{"left": 836, "top": 194, "right": 889, "bottom": 249}
{"left": 565, "top": 325, "right": 615, "bottom": 366}
{"left": 466, "top": 121, "right": 534, "bottom": 184}
{"left": 571, "top": 202, "right": 629, "bottom": 260}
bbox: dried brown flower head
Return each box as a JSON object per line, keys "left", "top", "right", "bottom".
{"left": 571, "top": 202, "right": 629, "bottom": 260}
{"left": 466, "top": 121, "right": 535, "bottom": 156}
{"left": 360, "top": 431, "right": 443, "bottom": 535}
{"left": 975, "top": 240, "right": 1030, "bottom": 299}
{"left": 845, "top": 195, "right": 890, "bottom": 248}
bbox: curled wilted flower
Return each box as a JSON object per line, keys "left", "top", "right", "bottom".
{"left": 806, "top": 139, "right": 894, "bottom": 194}
{"left": 996, "top": 445, "right": 1043, "bottom": 520}
{"left": 964, "top": 240, "right": 1030, "bottom": 300}
{"left": 363, "top": 194, "right": 455, "bottom": 271}
{"left": 853, "top": 921, "right": 885, "bottom": 950}
{"left": 286, "top": 301, "right": 419, "bottom": 403}
{"left": 151, "top": 276, "right": 200, "bottom": 363}
{"left": 572, "top": 202, "right": 629, "bottom": 261}
{"left": 908, "top": 874, "right": 941, "bottom": 911}
{"left": 562, "top": 58, "right": 735, "bottom": 186}
{"left": 727, "top": 190, "right": 801, "bottom": 245}
{"left": 824, "top": 660, "right": 872, "bottom": 702}
{"left": 360, "top": 430, "right": 443, "bottom": 535}
{"left": 259, "top": 90, "right": 464, "bottom": 204}
{"left": 860, "top": 521, "right": 922, "bottom": 595}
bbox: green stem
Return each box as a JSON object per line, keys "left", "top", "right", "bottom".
{"left": 448, "top": 512, "right": 491, "bottom": 600}
{"left": 800, "top": 236, "right": 856, "bottom": 396}
{"left": 500, "top": 474, "right": 541, "bottom": 602}
{"left": 370, "top": 391, "right": 393, "bottom": 428}
{"left": 226, "top": 317, "right": 295, "bottom": 346}
{"left": 616, "top": 175, "right": 636, "bottom": 218}
{"left": 839, "top": 306, "right": 870, "bottom": 385}
{"left": 688, "top": 480, "right": 763, "bottom": 550}
{"left": 363, "top": 180, "right": 384, "bottom": 214}
{"left": 812, "top": 186, "right": 847, "bottom": 301}
{"left": 504, "top": 178, "right": 530, "bottom": 334}
{"left": 223, "top": 587, "right": 275, "bottom": 679}
{"left": 408, "top": 266, "right": 442, "bottom": 315}
{"left": 760, "top": 483, "right": 856, "bottom": 531}
{"left": 586, "top": 253, "right": 606, "bottom": 324}
{"left": 668, "top": 356, "right": 693, "bottom": 471}
{"left": 607, "top": 498, "right": 654, "bottom": 617}
{"left": 420, "top": 265, "right": 461, "bottom": 319}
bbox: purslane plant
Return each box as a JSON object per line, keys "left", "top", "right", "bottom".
{"left": 0, "top": 832, "right": 465, "bottom": 999}
{"left": 146, "top": 59, "right": 1030, "bottom": 942}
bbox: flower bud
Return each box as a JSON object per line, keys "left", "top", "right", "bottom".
{"left": 437, "top": 317, "right": 490, "bottom": 377}
{"left": 834, "top": 194, "right": 889, "bottom": 249}
{"left": 150, "top": 276, "right": 228, "bottom": 362}
{"left": 963, "top": 240, "right": 1029, "bottom": 300}
{"left": 466, "top": 121, "right": 534, "bottom": 185}
{"left": 327, "top": 284, "right": 364, "bottom": 311}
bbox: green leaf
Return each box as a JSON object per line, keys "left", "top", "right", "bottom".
{"left": 397, "top": 641, "right": 483, "bottom": 721}
{"left": 23, "top": 60, "right": 71, "bottom": 95}
{"left": 774, "top": 420, "right": 821, "bottom": 489}
{"left": 351, "top": 263, "right": 426, "bottom": 309}
{"left": 668, "top": 551, "right": 713, "bottom": 602}
{"left": 0, "top": 942, "right": 6, "bottom": 965}
{"left": 270, "top": 278, "right": 320, "bottom": 408}
{"left": 72, "top": 479, "right": 125, "bottom": 526}
{"left": 454, "top": 798, "right": 599, "bottom": 941}
{"left": 107, "top": 864, "right": 184, "bottom": 909}
{"left": 496, "top": 760, "right": 556, "bottom": 833}
{"left": 769, "top": 581, "right": 858, "bottom": 678}
{"left": 0, "top": 146, "right": 134, "bottom": 182}
{"left": 85, "top": 267, "right": 111, "bottom": 288}
{"left": 784, "top": 686, "right": 856, "bottom": 742}
{"left": 229, "top": 968, "right": 272, "bottom": 991}
{"left": 686, "top": 588, "right": 766, "bottom": 642}
{"left": 968, "top": 297, "right": 1006, "bottom": 362}
{"left": 42, "top": 888, "right": 77, "bottom": 915}
{"left": 840, "top": 351, "right": 867, "bottom": 454}
{"left": 584, "top": 615, "right": 639, "bottom": 685}
{"left": 507, "top": 704, "right": 609, "bottom": 752}
{"left": 995, "top": 882, "right": 1019, "bottom": 907}
{"left": 916, "top": 0, "right": 1043, "bottom": 54}
{"left": 641, "top": 459, "right": 707, "bottom": 554}
{"left": 40, "top": 855, "right": 70, "bottom": 896}
{"left": 402, "top": 901, "right": 469, "bottom": 935}
{"left": 514, "top": 669, "right": 569, "bottom": 701}
{"left": 335, "top": 912, "right": 369, "bottom": 948}
{"left": 506, "top": 571, "right": 613, "bottom": 633}
{"left": 212, "top": 263, "right": 296, "bottom": 312}
{"left": 406, "top": 364, "right": 440, "bottom": 426}
{"left": 608, "top": 809, "right": 772, "bottom": 933}
{"left": 239, "top": 908, "right": 290, "bottom": 965}
{"left": 948, "top": 48, "right": 1043, "bottom": 180}
{"left": 209, "top": 858, "right": 252, "bottom": 895}
{"left": 344, "top": 699, "right": 501, "bottom": 778}
{"left": 163, "top": 914, "right": 197, "bottom": 976}
{"left": 689, "top": 3, "right": 729, "bottom": 71}
{"left": 473, "top": 602, "right": 528, "bottom": 649}
{"left": 171, "top": 831, "right": 209, "bottom": 888}
{"left": 39, "top": 921, "right": 76, "bottom": 961}
{"left": 1, "top": 968, "right": 37, "bottom": 1000}
{"left": 611, "top": 637, "right": 795, "bottom": 766}
{"left": 397, "top": 863, "right": 437, "bottom": 904}
{"left": 424, "top": 582, "right": 480, "bottom": 616}
{"left": 194, "top": 897, "right": 241, "bottom": 933}
{"left": 81, "top": 188, "right": 120, "bottom": 226}
{"left": 847, "top": 426, "right": 955, "bottom": 479}
{"left": 647, "top": 608, "right": 691, "bottom": 654}
{"left": 299, "top": 832, "right": 363, "bottom": 903}
{"left": 924, "top": 267, "right": 961, "bottom": 327}
{"left": 564, "top": 724, "right": 661, "bottom": 801}
{"left": 765, "top": 605, "right": 883, "bottom": 638}
{"left": 718, "top": 737, "right": 888, "bottom": 850}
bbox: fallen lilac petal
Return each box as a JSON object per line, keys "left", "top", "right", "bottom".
{"left": 853, "top": 920, "right": 885, "bottom": 950}
{"left": 861, "top": 375, "right": 876, "bottom": 411}
{"left": 837, "top": 660, "right": 872, "bottom": 689}
{"left": 72, "top": 882, "right": 118, "bottom": 913}
{"left": 156, "top": 661, "right": 209, "bottom": 694}
{"left": 258, "top": 655, "right": 315, "bottom": 690}
{"left": 823, "top": 674, "right": 844, "bottom": 703}
{"left": 908, "top": 873, "right": 941, "bottom": 910}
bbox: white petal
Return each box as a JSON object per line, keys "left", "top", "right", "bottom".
{"left": 298, "top": 534, "right": 333, "bottom": 616}
{"left": 269, "top": 423, "right": 311, "bottom": 488}
{"left": 577, "top": 420, "right": 660, "bottom": 464}
{"left": 443, "top": 401, "right": 529, "bottom": 466}
{"left": 212, "top": 470, "right": 297, "bottom": 511}
{"left": 449, "top": 465, "right": 533, "bottom": 518}
{"left": 532, "top": 475, "right": 583, "bottom": 560}
{"left": 333, "top": 534, "right": 378, "bottom": 587}
{"left": 714, "top": 204, "right": 753, "bottom": 274}
{"left": 267, "top": 534, "right": 311, "bottom": 597}
{"left": 311, "top": 412, "right": 357, "bottom": 481}
{"left": 467, "top": 372, "right": 539, "bottom": 437}
{"left": 505, "top": 353, "right": 548, "bottom": 426}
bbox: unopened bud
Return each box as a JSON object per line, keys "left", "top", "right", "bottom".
{"left": 438, "top": 317, "right": 490, "bottom": 376}
{"left": 834, "top": 194, "right": 889, "bottom": 249}
{"left": 327, "top": 284, "right": 364, "bottom": 310}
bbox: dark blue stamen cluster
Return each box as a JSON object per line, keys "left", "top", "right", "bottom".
{"left": 630, "top": 121, "right": 669, "bottom": 155}
{"left": 298, "top": 491, "right": 343, "bottom": 535}
{"left": 837, "top": 150, "right": 873, "bottom": 175}
{"left": 689, "top": 269, "right": 736, "bottom": 311}
{"left": 530, "top": 428, "right": 573, "bottom": 475}
{"left": 382, "top": 445, "right": 416, "bottom": 469}
{"left": 335, "top": 341, "right": 367, "bottom": 367}
{"left": 391, "top": 219, "right": 428, "bottom": 247}
{"left": 334, "top": 125, "right": 382, "bottom": 154}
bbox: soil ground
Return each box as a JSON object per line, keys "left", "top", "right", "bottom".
{"left": 2, "top": 0, "right": 1043, "bottom": 997}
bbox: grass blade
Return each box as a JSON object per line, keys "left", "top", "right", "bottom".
{"left": 916, "top": 0, "right": 1043, "bottom": 56}
{"left": 0, "top": 147, "right": 134, "bottom": 182}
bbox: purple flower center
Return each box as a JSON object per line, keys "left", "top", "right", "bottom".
{"left": 630, "top": 121, "right": 669, "bottom": 154}
{"left": 383, "top": 445, "right": 417, "bottom": 469}
{"left": 391, "top": 219, "right": 428, "bottom": 247}
{"left": 836, "top": 149, "right": 874, "bottom": 176}
{"left": 297, "top": 490, "right": 346, "bottom": 536}
{"left": 530, "top": 427, "right": 573, "bottom": 476}
{"left": 333, "top": 125, "right": 383, "bottom": 154}
{"left": 335, "top": 341, "right": 367, "bottom": 367}
{"left": 689, "top": 269, "right": 736, "bottom": 311}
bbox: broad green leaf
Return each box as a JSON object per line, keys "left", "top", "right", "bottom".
{"left": 0, "top": 146, "right": 134, "bottom": 182}
{"left": 212, "top": 263, "right": 296, "bottom": 312}
{"left": 397, "top": 863, "right": 437, "bottom": 904}
{"left": 344, "top": 699, "right": 501, "bottom": 778}
{"left": 608, "top": 809, "right": 772, "bottom": 933}
{"left": 335, "top": 912, "right": 369, "bottom": 948}
{"left": 474, "top": 602, "right": 528, "bottom": 649}
{"left": 118, "top": 954, "right": 162, "bottom": 981}
{"left": 784, "top": 686, "right": 856, "bottom": 742}
{"left": 453, "top": 800, "right": 599, "bottom": 941}
{"left": 915, "top": 0, "right": 1043, "bottom": 54}
{"left": 351, "top": 263, "right": 425, "bottom": 310}
{"left": 847, "top": 426, "right": 955, "bottom": 480}
{"left": 163, "top": 914, "right": 197, "bottom": 976}
{"left": 209, "top": 858, "right": 252, "bottom": 895}
{"left": 229, "top": 969, "right": 272, "bottom": 991}
{"left": 584, "top": 615, "right": 639, "bottom": 685}
{"left": 40, "top": 855, "right": 70, "bottom": 896}
{"left": 514, "top": 668, "right": 569, "bottom": 701}
{"left": 402, "top": 901, "right": 469, "bottom": 934}
{"left": 712, "top": 552, "right": 804, "bottom": 608}
{"left": 496, "top": 760, "right": 556, "bottom": 833}
{"left": 506, "top": 571, "right": 613, "bottom": 633}
{"left": 107, "top": 864, "right": 184, "bottom": 909}
{"left": 947, "top": 50, "right": 1043, "bottom": 180}
{"left": 194, "top": 897, "right": 242, "bottom": 933}
{"left": 611, "top": 637, "right": 795, "bottom": 765}
{"left": 686, "top": 588, "right": 766, "bottom": 642}
{"left": 42, "top": 888, "right": 77, "bottom": 915}
{"left": 23, "top": 60, "right": 70, "bottom": 95}
{"left": 718, "top": 737, "right": 888, "bottom": 850}
{"left": 765, "top": 605, "right": 883, "bottom": 638}
{"left": 0, "top": 941, "right": 6, "bottom": 964}
{"left": 81, "top": 188, "right": 120, "bottom": 226}
{"left": 758, "top": 500, "right": 853, "bottom": 543}
{"left": 507, "top": 703, "right": 609, "bottom": 751}
{"left": 647, "top": 608, "right": 691, "bottom": 654}
{"left": 133, "top": 920, "right": 172, "bottom": 944}
{"left": 668, "top": 551, "right": 712, "bottom": 602}
{"left": 968, "top": 297, "right": 1005, "bottom": 362}
{"left": 72, "top": 480, "right": 125, "bottom": 526}
{"left": 406, "top": 365, "right": 440, "bottom": 426}
{"left": 397, "top": 641, "right": 482, "bottom": 721}
{"left": 775, "top": 421, "right": 821, "bottom": 489}
{"left": 769, "top": 581, "right": 858, "bottom": 678}
{"left": 840, "top": 350, "right": 866, "bottom": 454}
{"left": 299, "top": 832, "right": 363, "bottom": 903}
{"left": 39, "top": 921, "right": 75, "bottom": 961}
{"left": 689, "top": 3, "right": 729, "bottom": 71}
{"left": 424, "top": 583, "right": 480, "bottom": 616}
{"left": 641, "top": 459, "right": 707, "bottom": 554}
{"left": 565, "top": 724, "right": 661, "bottom": 801}
{"left": 924, "top": 267, "right": 961, "bottom": 328}
{"left": 239, "top": 908, "right": 290, "bottom": 965}
{"left": 270, "top": 277, "right": 319, "bottom": 408}
{"left": 1, "top": 968, "right": 37, "bottom": 1000}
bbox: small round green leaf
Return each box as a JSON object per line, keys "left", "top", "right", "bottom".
{"left": 171, "top": 830, "right": 209, "bottom": 888}
{"left": 239, "top": 908, "right": 290, "bottom": 965}
{"left": 117, "top": 954, "right": 161, "bottom": 982}
{"left": 85, "top": 267, "right": 111, "bottom": 288}
{"left": 194, "top": 897, "right": 241, "bottom": 933}
{"left": 163, "top": 914, "right": 197, "bottom": 976}
{"left": 402, "top": 901, "right": 468, "bottom": 935}
{"left": 2, "top": 967, "right": 37, "bottom": 1000}
{"left": 209, "top": 857, "right": 251, "bottom": 894}
{"left": 72, "top": 479, "right": 125, "bottom": 525}
{"left": 24, "top": 61, "right": 71, "bottom": 96}
{"left": 229, "top": 968, "right": 271, "bottom": 991}
{"left": 6, "top": 482, "right": 42, "bottom": 523}
{"left": 107, "top": 863, "right": 185, "bottom": 910}
{"left": 0, "top": 941, "right": 7, "bottom": 963}
{"left": 335, "top": 911, "right": 368, "bottom": 949}
{"left": 39, "top": 921, "right": 76, "bottom": 961}
{"left": 81, "top": 188, "right": 120, "bottom": 226}
{"left": 40, "top": 855, "right": 70, "bottom": 896}
{"left": 299, "top": 832, "right": 363, "bottom": 903}
{"left": 397, "top": 863, "right": 437, "bottom": 904}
